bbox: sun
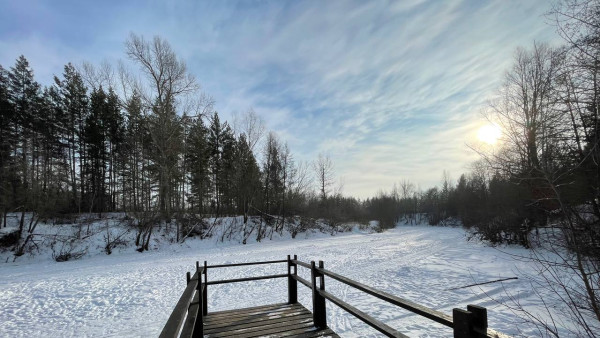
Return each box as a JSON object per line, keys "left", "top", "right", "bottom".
{"left": 477, "top": 124, "right": 501, "bottom": 145}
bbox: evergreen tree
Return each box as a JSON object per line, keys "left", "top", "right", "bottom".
{"left": 83, "top": 87, "right": 109, "bottom": 213}
{"left": 146, "top": 97, "right": 183, "bottom": 220}
{"left": 186, "top": 117, "right": 210, "bottom": 212}
{"left": 262, "top": 132, "right": 283, "bottom": 217}
{"left": 56, "top": 63, "right": 88, "bottom": 211}
{"left": 8, "top": 55, "right": 40, "bottom": 235}
{"left": 207, "top": 112, "right": 235, "bottom": 216}
{"left": 0, "top": 65, "right": 15, "bottom": 226}
{"left": 105, "top": 88, "right": 124, "bottom": 211}
{"left": 234, "top": 134, "right": 260, "bottom": 223}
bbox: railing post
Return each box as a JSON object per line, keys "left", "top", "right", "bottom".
{"left": 468, "top": 305, "right": 487, "bottom": 337}
{"left": 453, "top": 305, "right": 487, "bottom": 338}
{"left": 203, "top": 260, "right": 208, "bottom": 316}
{"left": 193, "top": 261, "right": 203, "bottom": 338}
{"left": 453, "top": 308, "right": 474, "bottom": 338}
{"left": 311, "top": 260, "right": 327, "bottom": 329}
{"left": 288, "top": 255, "right": 298, "bottom": 304}
{"left": 453, "top": 308, "right": 471, "bottom": 338}
{"left": 186, "top": 271, "right": 191, "bottom": 284}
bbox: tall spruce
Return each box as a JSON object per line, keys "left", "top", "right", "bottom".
{"left": 0, "top": 65, "right": 15, "bottom": 226}
{"left": 8, "top": 56, "right": 40, "bottom": 235}
{"left": 186, "top": 117, "right": 210, "bottom": 212}
{"left": 56, "top": 63, "right": 88, "bottom": 212}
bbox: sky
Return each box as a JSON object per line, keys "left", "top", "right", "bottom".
{"left": 0, "top": 0, "right": 561, "bottom": 199}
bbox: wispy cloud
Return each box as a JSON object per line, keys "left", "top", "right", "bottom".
{"left": 0, "top": 0, "right": 560, "bottom": 198}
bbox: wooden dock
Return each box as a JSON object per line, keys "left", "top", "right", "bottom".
{"left": 160, "top": 256, "right": 505, "bottom": 338}
{"left": 203, "top": 303, "right": 339, "bottom": 337}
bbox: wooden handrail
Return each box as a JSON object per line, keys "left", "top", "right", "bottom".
{"left": 320, "top": 289, "right": 409, "bottom": 338}
{"left": 291, "top": 259, "right": 311, "bottom": 269}
{"left": 292, "top": 274, "right": 311, "bottom": 288}
{"left": 162, "top": 256, "right": 500, "bottom": 338}
{"left": 316, "top": 265, "right": 454, "bottom": 327}
{"left": 207, "top": 259, "right": 287, "bottom": 268}
{"left": 206, "top": 273, "right": 288, "bottom": 285}
{"left": 291, "top": 257, "right": 494, "bottom": 338}
{"left": 160, "top": 271, "right": 200, "bottom": 338}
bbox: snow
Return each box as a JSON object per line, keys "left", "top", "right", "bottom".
{"left": 0, "top": 220, "right": 578, "bottom": 337}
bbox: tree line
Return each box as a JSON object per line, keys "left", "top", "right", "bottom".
{"left": 367, "top": 2, "right": 600, "bottom": 333}
{"left": 0, "top": 34, "right": 389, "bottom": 249}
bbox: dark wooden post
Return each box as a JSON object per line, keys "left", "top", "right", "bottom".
{"left": 311, "top": 260, "right": 327, "bottom": 329}
{"left": 186, "top": 271, "right": 191, "bottom": 284}
{"left": 203, "top": 260, "right": 208, "bottom": 316}
{"left": 453, "top": 308, "right": 473, "bottom": 338}
{"left": 467, "top": 305, "right": 487, "bottom": 336}
{"left": 193, "top": 261, "right": 203, "bottom": 338}
{"left": 453, "top": 305, "right": 488, "bottom": 338}
{"left": 288, "top": 255, "right": 298, "bottom": 304}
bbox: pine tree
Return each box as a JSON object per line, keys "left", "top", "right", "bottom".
{"left": 146, "top": 97, "right": 183, "bottom": 220}
{"left": 0, "top": 65, "right": 15, "bottom": 226}
{"left": 105, "top": 88, "right": 124, "bottom": 211}
{"left": 123, "top": 92, "right": 147, "bottom": 212}
{"left": 83, "top": 87, "right": 108, "bottom": 213}
{"left": 56, "top": 63, "right": 88, "bottom": 212}
{"left": 207, "top": 112, "right": 235, "bottom": 216}
{"left": 186, "top": 117, "right": 210, "bottom": 212}
{"left": 234, "top": 134, "right": 260, "bottom": 224}
{"left": 263, "top": 133, "right": 283, "bottom": 216}
{"left": 8, "top": 55, "right": 40, "bottom": 235}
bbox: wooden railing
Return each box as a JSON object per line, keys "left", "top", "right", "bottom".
{"left": 160, "top": 256, "right": 503, "bottom": 338}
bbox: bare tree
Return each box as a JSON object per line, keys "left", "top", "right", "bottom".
{"left": 483, "top": 43, "right": 567, "bottom": 178}
{"left": 233, "top": 108, "right": 266, "bottom": 152}
{"left": 478, "top": 28, "right": 600, "bottom": 336}
{"left": 125, "top": 33, "right": 200, "bottom": 238}
{"left": 313, "top": 153, "right": 334, "bottom": 201}
{"left": 293, "top": 160, "right": 314, "bottom": 196}
{"left": 79, "top": 60, "right": 116, "bottom": 91}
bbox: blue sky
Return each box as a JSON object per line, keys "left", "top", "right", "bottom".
{"left": 0, "top": 0, "right": 560, "bottom": 198}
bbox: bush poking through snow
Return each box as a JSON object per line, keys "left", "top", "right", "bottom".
{"left": 51, "top": 236, "right": 87, "bottom": 262}
{"left": 0, "top": 230, "right": 20, "bottom": 249}
{"left": 53, "top": 249, "right": 87, "bottom": 262}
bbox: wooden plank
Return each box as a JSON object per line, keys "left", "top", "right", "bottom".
{"left": 204, "top": 304, "right": 303, "bottom": 322}
{"left": 305, "top": 328, "right": 341, "bottom": 337}
{"left": 206, "top": 320, "right": 316, "bottom": 338}
{"left": 207, "top": 315, "right": 314, "bottom": 337}
{"left": 159, "top": 271, "right": 199, "bottom": 338}
{"left": 206, "top": 273, "right": 288, "bottom": 285}
{"left": 291, "top": 259, "right": 312, "bottom": 269}
{"left": 208, "top": 259, "right": 287, "bottom": 268}
{"left": 205, "top": 313, "right": 313, "bottom": 334}
{"left": 179, "top": 292, "right": 200, "bottom": 338}
{"left": 205, "top": 303, "right": 292, "bottom": 319}
{"left": 205, "top": 307, "right": 310, "bottom": 327}
{"left": 205, "top": 308, "right": 310, "bottom": 330}
{"left": 317, "top": 266, "right": 454, "bottom": 327}
{"left": 280, "top": 327, "right": 341, "bottom": 338}
{"left": 204, "top": 307, "right": 311, "bottom": 328}
{"left": 271, "top": 324, "right": 334, "bottom": 338}
{"left": 293, "top": 274, "right": 312, "bottom": 289}
{"left": 320, "top": 290, "right": 408, "bottom": 338}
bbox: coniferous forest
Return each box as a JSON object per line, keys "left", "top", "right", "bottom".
{"left": 1, "top": 1, "right": 600, "bottom": 336}
{"left": 0, "top": 2, "right": 599, "bottom": 255}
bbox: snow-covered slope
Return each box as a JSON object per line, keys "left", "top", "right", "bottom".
{"left": 0, "top": 223, "right": 573, "bottom": 337}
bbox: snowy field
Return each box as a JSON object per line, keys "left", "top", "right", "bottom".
{"left": 0, "top": 223, "right": 571, "bottom": 337}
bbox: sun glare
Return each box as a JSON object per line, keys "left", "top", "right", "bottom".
{"left": 477, "top": 124, "right": 501, "bottom": 145}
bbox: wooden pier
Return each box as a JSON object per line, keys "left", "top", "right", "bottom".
{"left": 203, "top": 303, "right": 338, "bottom": 337}
{"left": 160, "top": 256, "right": 505, "bottom": 338}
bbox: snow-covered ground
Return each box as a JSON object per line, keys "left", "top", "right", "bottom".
{"left": 0, "top": 222, "right": 574, "bottom": 337}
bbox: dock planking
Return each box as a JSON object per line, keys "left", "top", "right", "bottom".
{"left": 203, "top": 303, "right": 339, "bottom": 338}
